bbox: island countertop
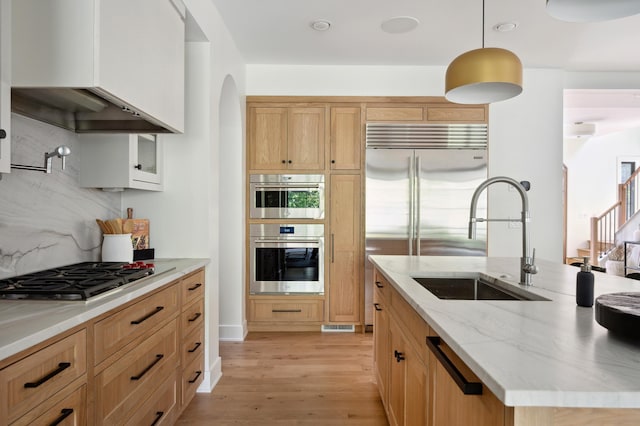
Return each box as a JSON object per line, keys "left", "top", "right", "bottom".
{"left": 369, "top": 255, "right": 640, "bottom": 408}
{"left": 0, "top": 258, "right": 209, "bottom": 362}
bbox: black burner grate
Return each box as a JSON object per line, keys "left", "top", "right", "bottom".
{"left": 0, "top": 262, "right": 154, "bottom": 300}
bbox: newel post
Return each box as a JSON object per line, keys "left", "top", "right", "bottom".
{"left": 590, "top": 217, "right": 598, "bottom": 265}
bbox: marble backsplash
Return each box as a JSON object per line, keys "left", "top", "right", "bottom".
{"left": 0, "top": 114, "right": 121, "bottom": 278}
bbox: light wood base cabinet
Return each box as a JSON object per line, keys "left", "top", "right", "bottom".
{"left": 0, "top": 266, "right": 206, "bottom": 426}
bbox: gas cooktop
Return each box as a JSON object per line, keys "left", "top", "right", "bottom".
{"left": 0, "top": 261, "right": 155, "bottom": 301}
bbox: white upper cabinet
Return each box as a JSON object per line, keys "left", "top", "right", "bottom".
{"left": 12, "top": 0, "right": 185, "bottom": 134}
{"left": 0, "top": 0, "right": 10, "bottom": 173}
{"left": 79, "top": 133, "right": 164, "bottom": 191}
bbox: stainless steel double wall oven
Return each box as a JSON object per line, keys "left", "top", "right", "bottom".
{"left": 249, "top": 174, "right": 326, "bottom": 295}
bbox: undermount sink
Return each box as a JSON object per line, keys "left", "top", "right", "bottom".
{"left": 413, "top": 277, "right": 549, "bottom": 301}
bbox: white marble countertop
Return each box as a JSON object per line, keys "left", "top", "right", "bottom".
{"left": 369, "top": 255, "right": 640, "bottom": 408}
{"left": 0, "top": 258, "right": 209, "bottom": 362}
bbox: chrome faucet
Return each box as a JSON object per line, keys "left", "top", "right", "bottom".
{"left": 468, "top": 176, "right": 538, "bottom": 286}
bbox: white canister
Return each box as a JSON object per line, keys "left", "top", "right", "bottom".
{"left": 101, "top": 234, "right": 133, "bottom": 263}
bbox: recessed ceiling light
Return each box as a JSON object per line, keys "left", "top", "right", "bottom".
{"left": 381, "top": 16, "right": 420, "bottom": 34}
{"left": 310, "top": 20, "right": 331, "bottom": 31}
{"left": 494, "top": 22, "right": 518, "bottom": 32}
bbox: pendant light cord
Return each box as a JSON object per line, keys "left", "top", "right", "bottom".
{"left": 482, "top": 0, "right": 485, "bottom": 48}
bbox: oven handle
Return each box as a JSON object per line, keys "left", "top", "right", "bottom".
{"left": 253, "top": 184, "right": 321, "bottom": 190}
{"left": 254, "top": 239, "right": 321, "bottom": 244}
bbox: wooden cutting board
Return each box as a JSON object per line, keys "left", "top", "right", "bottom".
{"left": 123, "top": 219, "right": 149, "bottom": 250}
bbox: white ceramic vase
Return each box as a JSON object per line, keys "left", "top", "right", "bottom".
{"left": 101, "top": 233, "right": 133, "bottom": 263}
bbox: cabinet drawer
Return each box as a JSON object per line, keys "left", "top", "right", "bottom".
{"left": 12, "top": 384, "right": 86, "bottom": 426}
{"left": 182, "top": 325, "right": 205, "bottom": 368}
{"left": 124, "top": 369, "right": 178, "bottom": 426}
{"left": 250, "top": 299, "right": 324, "bottom": 322}
{"left": 181, "top": 268, "right": 205, "bottom": 307}
{"left": 95, "top": 319, "right": 178, "bottom": 425}
{"left": 426, "top": 106, "right": 486, "bottom": 122}
{"left": 1, "top": 329, "right": 87, "bottom": 423}
{"left": 181, "top": 352, "right": 204, "bottom": 407}
{"left": 94, "top": 283, "right": 179, "bottom": 365}
{"left": 373, "top": 270, "right": 391, "bottom": 301}
{"left": 181, "top": 297, "right": 204, "bottom": 337}
{"left": 366, "top": 107, "right": 424, "bottom": 121}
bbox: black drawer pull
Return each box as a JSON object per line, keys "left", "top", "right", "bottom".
{"left": 150, "top": 411, "right": 164, "bottom": 426}
{"left": 131, "top": 354, "right": 163, "bottom": 381}
{"left": 24, "top": 362, "right": 71, "bottom": 388}
{"left": 188, "top": 370, "right": 202, "bottom": 384}
{"left": 49, "top": 408, "right": 74, "bottom": 426}
{"left": 375, "top": 281, "right": 384, "bottom": 288}
{"left": 188, "top": 312, "right": 202, "bottom": 322}
{"left": 188, "top": 342, "right": 202, "bottom": 353}
{"left": 0, "top": 129, "right": 6, "bottom": 139}
{"left": 426, "top": 336, "right": 482, "bottom": 395}
{"left": 374, "top": 303, "right": 382, "bottom": 311}
{"left": 394, "top": 349, "right": 405, "bottom": 363}
{"left": 272, "top": 309, "right": 302, "bottom": 313}
{"left": 131, "top": 306, "right": 164, "bottom": 325}
{"left": 188, "top": 282, "right": 202, "bottom": 291}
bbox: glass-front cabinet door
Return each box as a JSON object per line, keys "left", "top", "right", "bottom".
{"left": 131, "top": 134, "right": 162, "bottom": 185}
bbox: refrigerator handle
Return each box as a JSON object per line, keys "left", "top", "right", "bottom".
{"left": 415, "top": 155, "right": 421, "bottom": 256}
{"left": 408, "top": 155, "right": 415, "bottom": 256}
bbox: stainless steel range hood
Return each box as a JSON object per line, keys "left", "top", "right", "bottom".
{"left": 11, "top": 88, "right": 174, "bottom": 133}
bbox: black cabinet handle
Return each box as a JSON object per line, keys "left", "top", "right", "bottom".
{"left": 375, "top": 281, "right": 384, "bottom": 288}
{"left": 281, "top": 160, "right": 286, "bottom": 164}
{"left": 374, "top": 303, "right": 382, "bottom": 311}
{"left": 394, "top": 349, "right": 405, "bottom": 363}
{"left": 331, "top": 159, "right": 336, "bottom": 164}
{"left": 188, "top": 282, "right": 202, "bottom": 291}
{"left": 188, "top": 312, "right": 202, "bottom": 322}
{"left": 0, "top": 129, "right": 6, "bottom": 139}
{"left": 49, "top": 408, "right": 74, "bottom": 426}
{"left": 272, "top": 309, "right": 302, "bottom": 313}
{"left": 426, "top": 336, "right": 482, "bottom": 395}
{"left": 150, "top": 411, "right": 164, "bottom": 426}
{"left": 24, "top": 362, "right": 71, "bottom": 388}
{"left": 288, "top": 160, "right": 292, "bottom": 164}
{"left": 188, "top": 370, "right": 202, "bottom": 384}
{"left": 130, "top": 354, "right": 163, "bottom": 381}
{"left": 188, "top": 342, "right": 202, "bottom": 353}
{"left": 134, "top": 164, "right": 143, "bottom": 170}
{"left": 131, "top": 306, "right": 164, "bottom": 325}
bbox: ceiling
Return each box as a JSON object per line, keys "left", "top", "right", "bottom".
{"left": 210, "top": 0, "right": 640, "bottom": 137}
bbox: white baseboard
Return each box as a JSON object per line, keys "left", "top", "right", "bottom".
{"left": 197, "top": 355, "right": 222, "bottom": 393}
{"left": 219, "top": 320, "right": 248, "bottom": 342}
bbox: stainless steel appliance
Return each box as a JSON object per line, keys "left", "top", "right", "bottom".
{"left": 0, "top": 261, "right": 158, "bottom": 301}
{"left": 250, "top": 223, "right": 324, "bottom": 294}
{"left": 365, "top": 123, "right": 489, "bottom": 324}
{"left": 250, "top": 174, "right": 325, "bottom": 219}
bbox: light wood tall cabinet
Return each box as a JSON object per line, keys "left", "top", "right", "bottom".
{"left": 328, "top": 174, "right": 362, "bottom": 323}
{"left": 330, "top": 106, "right": 362, "bottom": 170}
{"left": 248, "top": 106, "right": 325, "bottom": 171}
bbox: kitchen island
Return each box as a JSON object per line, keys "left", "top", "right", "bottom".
{"left": 370, "top": 255, "right": 640, "bottom": 425}
{"left": 0, "top": 258, "right": 208, "bottom": 425}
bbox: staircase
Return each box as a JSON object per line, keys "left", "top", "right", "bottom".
{"left": 589, "top": 167, "right": 640, "bottom": 264}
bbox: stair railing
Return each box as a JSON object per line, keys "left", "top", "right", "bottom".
{"left": 589, "top": 167, "right": 640, "bottom": 264}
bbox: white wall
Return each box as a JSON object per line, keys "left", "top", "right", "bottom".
{"left": 246, "top": 65, "right": 565, "bottom": 263}
{"left": 123, "top": 0, "right": 246, "bottom": 391}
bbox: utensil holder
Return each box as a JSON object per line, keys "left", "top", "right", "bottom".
{"left": 102, "top": 233, "right": 133, "bottom": 262}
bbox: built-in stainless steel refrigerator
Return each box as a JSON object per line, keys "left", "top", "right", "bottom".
{"left": 364, "top": 123, "right": 488, "bottom": 325}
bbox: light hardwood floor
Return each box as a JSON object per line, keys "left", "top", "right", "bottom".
{"left": 176, "top": 332, "right": 388, "bottom": 425}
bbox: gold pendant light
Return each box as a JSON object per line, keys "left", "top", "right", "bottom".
{"left": 445, "top": 0, "right": 523, "bottom": 104}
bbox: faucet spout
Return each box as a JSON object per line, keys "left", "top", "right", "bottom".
{"left": 468, "top": 176, "right": 538, "bottom": 285}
